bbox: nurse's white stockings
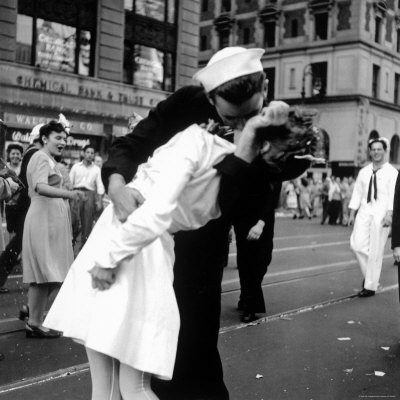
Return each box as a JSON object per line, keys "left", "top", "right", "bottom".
{"left": 86, "top": 347, "right": 159, "bottom": 400}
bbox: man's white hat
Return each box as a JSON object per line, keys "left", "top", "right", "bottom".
{"left": 29, "top": 123, "right": 45, "bottom": 144}
{"left": 193, "top": 47, "right": 265, "bottom": 93}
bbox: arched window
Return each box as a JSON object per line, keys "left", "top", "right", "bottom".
{"left": 368, "top": 130, "right": 379, "bottom": 141}
{"left": 314, "top": 128, "right": 330, "bottom": 162}
{"left": 390, "top": 135, "right": 400, "bottom": 164}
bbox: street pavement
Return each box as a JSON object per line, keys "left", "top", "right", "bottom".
{"left": 0, "top": 217, "right": 400, "bottom": 399}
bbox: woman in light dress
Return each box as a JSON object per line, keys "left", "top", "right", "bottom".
{"left": 44, "top": 104, "right": 317, "bottom": 400}
{"left": 285, "top": 180, "right": 299, "bottom": 219}
{"left": 22, "top": 121, "right": 81, "bottom": 338}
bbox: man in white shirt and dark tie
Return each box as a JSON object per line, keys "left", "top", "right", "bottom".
{"left": 348, "top": 137, "right": 398, "bottom": 297}
{"left": 70, "top": 144, "right": 105, "bottom": 249}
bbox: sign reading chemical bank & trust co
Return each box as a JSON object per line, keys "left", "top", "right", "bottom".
{"left": 0, "top": 62, "right": 168, "bottom": 109}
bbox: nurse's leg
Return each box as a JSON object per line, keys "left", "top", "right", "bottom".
{"left": 86, "top": 347, "right": 121, "bottom": 400}
{"left": 119, "top": 363, "right": 158, "bottom": 400}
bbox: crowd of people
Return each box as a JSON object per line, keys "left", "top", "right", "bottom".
{"left": 282, "top": 175, "right": 356, "bottom": 226}
{"left": 0, "top": 46, "right": 399, "bottom": 400}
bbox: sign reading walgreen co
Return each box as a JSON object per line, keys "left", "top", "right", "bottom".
{"left": 0, "top": 63, "right": 168, "bottom": 108}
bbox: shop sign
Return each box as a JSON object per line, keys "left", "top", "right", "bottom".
{"left": 7, "top": 127, "right": 91, "bottom": 148}
{"left": 3, "top": 113, "right": 104, "bottom": 136}
{"left": 0, "top": 64, "right": 167, "bottom": 108}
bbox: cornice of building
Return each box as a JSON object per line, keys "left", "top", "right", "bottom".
{"left": 282, "top": 94, "right": 400, "bottom": 113}
{"left": 262, "top": 38, "right": 400, "bottom": 62}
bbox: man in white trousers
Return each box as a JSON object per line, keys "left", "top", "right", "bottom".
{"left": 348, "top": 137, "right": 398, "bottom": 297}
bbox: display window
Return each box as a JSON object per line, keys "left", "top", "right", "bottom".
{"left": 124, "top": 0, "right": 177, "bottom": 91}
{"left": 16, "top": 0, "right": 96, "bottom": 76}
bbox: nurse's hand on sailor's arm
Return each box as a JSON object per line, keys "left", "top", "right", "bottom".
{"left": 108, "top": 174, "right": 145, "bottom": 222}
{"left": 247, "top": 220, "right": 265, "bottom": 241}
{"left": 393, "top": 247, "right": 400, "bottom": 263}
{"left": 382, "top": 211, "right": 393, "bottom": 227}
{"left": 89, "top": 265, "right": 116, "bottom": 291}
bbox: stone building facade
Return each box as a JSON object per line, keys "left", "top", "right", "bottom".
{"left": 0, "top": 0, "right": 200, "bottom": 165}
{"left": 199, "top": 0, "right": 400, "bottom": 175}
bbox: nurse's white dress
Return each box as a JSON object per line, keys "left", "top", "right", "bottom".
{"left": 44, "top": 125, "right": 235, "bottom": 380}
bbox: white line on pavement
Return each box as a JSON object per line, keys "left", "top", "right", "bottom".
{"left": 228, "top": 240, "right": 349, "bottom": 258}
{"left": 222, "top": 254, "right": 392, "bottom": 286}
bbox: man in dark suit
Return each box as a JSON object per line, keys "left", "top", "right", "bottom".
{"left": 102, "top": 47, "right": 309, "bottom": 399}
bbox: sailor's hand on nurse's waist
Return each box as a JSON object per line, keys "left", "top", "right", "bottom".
{"left": 89, "top": 265, "right": 116, "bottom": 291}
{"left": 247, "top": 220, "right": 264, "bottom": 241}
{"left": 108, "top": 180, "right": 145, "bottom": 222}
{"left": 393, "top": 247, "right": 400, "bottom": 263}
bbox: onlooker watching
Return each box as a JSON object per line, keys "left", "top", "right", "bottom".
{"left": 328, "top": 176, "right": 342, "bottom": 225}
{"left": 0, "top": 127, "right": 43, "bottom": 294}
{"left": 298, "top": 177, "right": 312, "bottom": 219}
{"left": 69, "top": 145, "right": 105, "bottom": 249}
{"left": 320, "top": 173, "right": 331, "bottom": 224}
{"left": 5, "top": 144, "right": 23, "bottom": 236}
{"left": 22, "top": 121, "right": 81, "bottom": 337}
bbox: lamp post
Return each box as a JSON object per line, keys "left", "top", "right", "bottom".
{"left": 301, "top": 64, "right": 313, "bottom": 103}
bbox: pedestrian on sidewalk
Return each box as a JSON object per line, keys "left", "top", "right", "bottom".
{"left": 0, "top": 125, "right": 43, "bottom": 294}
{"left": 328, "top": 176, "right": 342, "bottom": 225}
{"left": 69, "top": 144, "right": 105, "bottom": 250}
{"left": 0, "top": 161, "right": 23, "bottom": 293}
{"left": 44, "top": 104, "right": 318, "bottom": 400}
{"left": 285, "top": 180, "right": 299, "bottom": 219}
{"left": 320, "top": 173, "right": 331, "bottom": 224}
{"left": 298, "top": 177, "right": 312, "bottom": 219}
{"left": 349, "top": 137, "right": 398, "bottom": 297}
{"left": 22, "top": 121, "right": 82, "bottom": 338}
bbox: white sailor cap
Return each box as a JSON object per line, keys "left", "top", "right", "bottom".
{"left": 193, "top": 47, "right": 265, "bottom": 93}
{"left": 29, "top": 123, "right": 45, "bottom": 144}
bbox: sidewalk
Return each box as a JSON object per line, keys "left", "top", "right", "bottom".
{"left": 1, "top": 288, "right": 400, "bottom": 399}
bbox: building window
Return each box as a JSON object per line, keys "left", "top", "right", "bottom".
{"left": 201, "top": 0, "right": 208, "bottom": 12}
{"left": 124, "top": 0, "right": 177, "bottom": 90}
{"left": 219, "top": 29, "right": 230, "bottom": 49}
{"left": 243, "top": 27, "right": 250, "bottom": 44}
{"left": 264, "top": 67, "right": 275, "bottom": 102}
{"left": 124, "top": 45, "right": 174, "bottom": 91}
{"left": 264, "top": 21, "right": 276, "bottom": 48}
{"left": 397, "top": 29, "right": 400, "bottom": 52}
{"left": 200, "top": 35, "right": 208, "bottom": 51}
{"left": 395, "top": 73, "right": 400, "bottom": 104}
{"left": 314, "top": 12, "right": 328, "bottom": 40}
{"left": 289, "top": 68, "right": 296, "bottom": 89}
{"left": 311, "top": 62, "right": 327, "bottom": 97}
{"left": 16, "top": 14, "right": 32, "bottom": 65}
{"left": 372, "top": 64, "right": 380, "bottom": 98}
{"left": 390, "top": 135, "right": 400, "bottom": 164}
{"left": 375, "top": 16, "right": 382, "bottom": 43}
{"left": 291, "top": 19, "right": 298, "bottom": 38}
{"left": 16, "top": 0, "right": 96, "bottom": 76}
{"left": 221, "top": 0, "right": 231, "bottom": 13}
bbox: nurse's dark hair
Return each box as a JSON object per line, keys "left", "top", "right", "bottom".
{"left": 208, "top": 71, "right": 266, "bottom": 105}
{"left": 255, "top": 108, "right": 319, "bottom": 156}
{"left": 39, "top": 121, "right": 66, "bottom": 144}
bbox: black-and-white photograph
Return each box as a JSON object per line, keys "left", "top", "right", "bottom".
{"left": 1, "top": 1, "right": 400, "bottom": 399}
